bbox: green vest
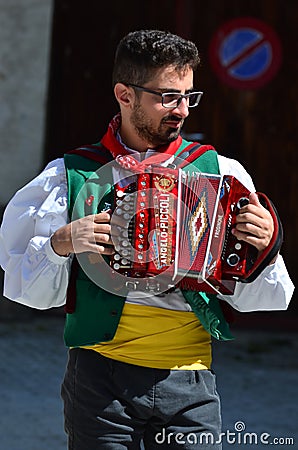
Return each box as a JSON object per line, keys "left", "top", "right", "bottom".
{"left": 63, "top": 141, "right": 234, "bottom": 347}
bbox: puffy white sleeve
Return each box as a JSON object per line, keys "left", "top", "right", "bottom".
{"left": 217, "top": 155, "right": 295, "bottom": 311}
{"left": 0, "top": 158, "right": 71, "bottom": 309}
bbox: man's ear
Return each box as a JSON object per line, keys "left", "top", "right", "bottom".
{"left": 114, "top": 83, "right": 134, "bottom": 107}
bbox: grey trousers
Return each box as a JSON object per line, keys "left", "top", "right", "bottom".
{"left": 61, "top": 348, "right": 222, "bottom": 449}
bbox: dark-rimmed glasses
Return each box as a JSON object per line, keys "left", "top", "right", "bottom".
{"left": 127, "top": 83, "right": 203, "bottom": 108}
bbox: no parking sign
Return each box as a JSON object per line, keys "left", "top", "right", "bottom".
{"left": 209, "top": 17, "right": 282, "bottom": 89}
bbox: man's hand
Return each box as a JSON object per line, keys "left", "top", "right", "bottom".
{"left": 232, "top": 192, "right": 274, "bottom": 252}
{"left": 51, "top": 212, "right": 114, "bottom": 256}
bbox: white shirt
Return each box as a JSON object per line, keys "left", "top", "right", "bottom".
{"left": 0, "top": 154, "right": 294, "bottom": 312}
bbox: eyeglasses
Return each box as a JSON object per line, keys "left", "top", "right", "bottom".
{"left": 127, "top": 83, "right": 203, "bottom": 108}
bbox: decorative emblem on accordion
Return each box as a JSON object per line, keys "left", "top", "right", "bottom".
{"left": 110, "top": 167, "right": 259, "bottom": 295}
{"left": 153, "top": 173, "right": 176, "bottom": 192}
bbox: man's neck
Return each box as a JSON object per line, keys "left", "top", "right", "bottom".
{"left": 118, "top": 127, "right": 153, "bottom": 153}
{"left": 116, "top": 131, "right": 157, "bottom": 160}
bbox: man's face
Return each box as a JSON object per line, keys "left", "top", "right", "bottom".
{"left": 129, "top": 66, "right": 194, "bottom": 148}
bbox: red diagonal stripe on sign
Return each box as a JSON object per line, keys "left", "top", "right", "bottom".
{"left": 224, "top": 34, "right": 267, "bottom": 70}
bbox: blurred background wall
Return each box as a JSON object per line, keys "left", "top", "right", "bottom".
{"left": 0, "top": 0, "right": 297, "bottom": 319}
{"left": 0, "top": 0, "right": 52, "bottom": 204}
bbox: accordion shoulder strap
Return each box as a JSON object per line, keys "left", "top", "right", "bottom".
{"left": 66, "top": 143, "right": 113, "bottom": 165}
{"left": 173, "top": 140, "right": 220, "bottom": 174}
{"left": 174, "top": 140, "right": 215, "bottom": 160}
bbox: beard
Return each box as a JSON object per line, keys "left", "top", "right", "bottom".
{"left": 130, "top": 102, "right": 184, "bottom": 147}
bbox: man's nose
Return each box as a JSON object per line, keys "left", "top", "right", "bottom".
{"left": 173, "top": 97, "right": 189, "bottom": 118}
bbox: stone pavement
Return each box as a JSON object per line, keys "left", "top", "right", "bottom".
{"left": 0, "top": 312, "right": 297, "bottom": 450}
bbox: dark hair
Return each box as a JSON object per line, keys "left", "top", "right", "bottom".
{"left": 112, "top": 30, "right": 200, "bottom": 87}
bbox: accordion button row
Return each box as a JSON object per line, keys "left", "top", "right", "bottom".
{"left": 112, "top": 189, "right": 136, "bottom": 270}
{"left": 112, "top": 183, "right": 150, "bottom": 271}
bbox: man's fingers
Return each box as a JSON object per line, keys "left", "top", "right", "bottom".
{"left": 93, "top": 223, "right": 112, "bottom": 234}
{"left": 93, "top": 212, "right": 111, "bottom": 223}
{"left": 87, "top": 243, "right": 115, "bottom": 255}
{"left": 248, "top": 192, "right": 261, "bottom": 207}
{"left": 69, "top": 213, "right": 115, "bottom": 254}
{"left": 234, "top": 222, "right": 262, "bottom": 237}
{"left": 94, "top": 232, "right": 113, "bottom": 245}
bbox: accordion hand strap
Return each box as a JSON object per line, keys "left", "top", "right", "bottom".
{"left": 242, "top": 193, "right": 283, "bottom": 283}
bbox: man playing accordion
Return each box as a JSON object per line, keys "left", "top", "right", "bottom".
{"left": 0, "top": 30, "right": 294, "bottom": 450}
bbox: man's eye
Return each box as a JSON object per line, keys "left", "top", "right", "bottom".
{"left": 164, "top": 94, "right": 179, "bottom": 102}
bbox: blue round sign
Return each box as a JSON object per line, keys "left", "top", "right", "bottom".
{"left": 209, "top": 17, "right": 282, "bottom": 89}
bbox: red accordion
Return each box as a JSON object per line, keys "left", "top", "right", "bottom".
{"left": 110, "top": 166, "right": 282, "bottom": 295}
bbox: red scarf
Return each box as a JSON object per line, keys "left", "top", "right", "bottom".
{"left": 100, "top": 113, "right": 183, "bottom": 172}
